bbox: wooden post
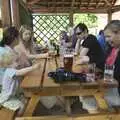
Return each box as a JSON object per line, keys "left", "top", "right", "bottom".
{"left": 10, "top": 0, "right": 20, "bottom": 28}
{"left": 107, "top": 9, "right": 112, "bottom": 23}
{"left": 69, "top": 11, "right": 73, "bottom": 27}
{"left": 1, "top": 0, "right": 11, "bottom": 27}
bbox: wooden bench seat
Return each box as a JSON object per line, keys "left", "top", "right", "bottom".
{"left": 0, "top": 107, "right": 15, "bottom": 120}
{"left": 15, "top": 115, "right": 72, "bottom": 120}
{"left": 15, "top": 113, "right": 120, "bottom": 120}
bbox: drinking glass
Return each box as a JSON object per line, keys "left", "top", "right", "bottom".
{"left": 86, "top": 63, "right": 96, "bottom": 82}
{"left": 63, "top": 48, "right": 74, "bottom": 71}
{"left": 104, "top": 64, "right": 114, "bottom": 82}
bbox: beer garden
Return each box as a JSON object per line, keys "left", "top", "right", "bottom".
{"left": 1, "top": 0, "right": 120, "bottom": 120}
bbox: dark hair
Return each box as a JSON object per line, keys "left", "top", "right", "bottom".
{"left": 74, "top": 23, "right": 88, "bottom": 33}
{"left": 104, "top": 20, "right": 120, "bottom": 34}
{"left": 60, "top": 30, "right": 69, "bottom": 42}
{"left": 0, "top": 26, "right": 19, "bottom": 47}
{"left": 99, "top": 30, "right": 104, "bottom": 35}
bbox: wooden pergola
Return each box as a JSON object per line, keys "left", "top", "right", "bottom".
{"left": 1, "top": 0, "right": 120, "bottom": 28}
{"left": 27, "top": 0, "right": 120, "bottom": 13}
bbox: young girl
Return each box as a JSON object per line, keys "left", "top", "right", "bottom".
{"left": 14, "top": 25, "right": 49, "bottom": 69}
{"left": 14, "top": 25, "right": 65, "bottom": 111}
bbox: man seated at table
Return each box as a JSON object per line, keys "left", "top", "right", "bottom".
{"left": 74, "top": 23, "right": 105, "bottom": 71}
{"left": 73, "top": 23, "right": 105, "bottom": 112}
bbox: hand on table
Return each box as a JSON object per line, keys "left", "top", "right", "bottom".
{"left": 48, "top": 50, "right": 57, "bottom": 57}
{"left": 75, "top": 56, "right": 89, "bottom": 65}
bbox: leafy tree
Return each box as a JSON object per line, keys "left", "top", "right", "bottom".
{"left": 74, "top": 14, "right": 98, "bottom": 28}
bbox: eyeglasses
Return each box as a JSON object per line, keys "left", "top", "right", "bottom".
{"left": 76, "top": 32, "right": 82, "bottom": 35}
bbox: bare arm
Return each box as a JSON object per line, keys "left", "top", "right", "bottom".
{"left": 28, "top": 53, "right": 49, "bottom": 59}
{"left": 75, "top": 47, "right": 90, "bottom": 65}
{"left": 79, "top": 47, "right": 89, "bottom": 56}
{"left": 16, "top": 63, "right": 40, "bottom": 76}
{"left": 75, "top": 39, "right": 81, "bottom": 55}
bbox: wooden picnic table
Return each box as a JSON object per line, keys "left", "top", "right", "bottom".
{"left": 20, "top": 57, "right": 119, "bottom": 118}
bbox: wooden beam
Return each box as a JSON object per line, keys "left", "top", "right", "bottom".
{"left": 112, "top": 0, "right": 117, "bottom": 5}
{"left": 107, "top": 10, "right": 112, "bottom": 23}
{"left": 112, "top": 5, "right": 120, "bottom": 12}
{"left": 19, "top": 0, "right": 30, "bottom": 15}
{"left": 27, "top": 0, "right": 40, "bottom": 5}
{"left": 16, "top": 115, "right": 72, "bottom": 120}
{"left": 87, "top": 0, "right": 91, "bottom": 8}
{"left": 15, "top": 114, "right": 120, "bottom": 120}
{"left": 11, "top": 0, "right": 20, "bottom": 28}
{"left": 71, "top": 0, "right": 75, "bottom": 8}
{"left": 23, "top": 95, "right": 40, "bottom": 116}
{"left": 31, "top": 7, "right": 109, "bottom": 13}
{"left": 1, "top": 0, "right": 11, "bottom": 27}
{"left": 103, "top": 0, "right": 112, "bottom": 6}
{"left": 69, "top": 11, "right": 73, "bottom": 26}
{"left": 96, "top": 0, "right": 106, "bottom": 8}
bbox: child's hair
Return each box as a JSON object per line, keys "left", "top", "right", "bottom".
{"left": 0, "top": 47, "right": 17, "bottom": 67}
{"left": 19, "top": 25, "right": 32, "bottom": 41}
{"left": 19, "top": 25, "right": 33, "bottom": 52}
{"left": 0, "top": 27, "right": 19, "bottom": 47}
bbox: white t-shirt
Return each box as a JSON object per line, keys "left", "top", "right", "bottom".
{"left": 0, "top": 68, "right": 23, "bottom": 111}
{"left": 0, "top": 68, "right": 17, "bottom": 103}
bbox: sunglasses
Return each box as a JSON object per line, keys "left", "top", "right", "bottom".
{"left": 76, "top": 32, "right": 83, "bottom": 35}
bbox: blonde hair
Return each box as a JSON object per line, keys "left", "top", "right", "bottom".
{"left": 0, "top": 49, "right": 17, "bottom": 67}
{"left": 19, "top": 25, "right": 33, "bottom": 41}
{"left": 19, "top": 25, "right": 33, "bottom": 52}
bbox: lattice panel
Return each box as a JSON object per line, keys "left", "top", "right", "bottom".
{"left": 33, "top": 14, "right": 70, "bottom": 46}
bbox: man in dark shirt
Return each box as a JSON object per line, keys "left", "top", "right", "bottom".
{"left": 74, "top": 23, "right": 105, "bottom": 70}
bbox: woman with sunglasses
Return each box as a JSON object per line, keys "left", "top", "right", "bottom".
{"left": 74, "top": 23, "right": 105, "bottom": 70}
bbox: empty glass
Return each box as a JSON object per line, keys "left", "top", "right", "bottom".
{"left": 104, "top": 64, "right": 114, "bottom": 82}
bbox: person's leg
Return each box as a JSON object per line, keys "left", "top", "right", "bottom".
{"left": 104, "top": 88, "right": 120, "bottom": 107}
{"left": 79, "top": 95, "right": 98, "bottom": 113}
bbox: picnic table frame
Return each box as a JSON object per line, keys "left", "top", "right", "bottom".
{"left": 20, "top": 57, "right": 119, "bottom": 118}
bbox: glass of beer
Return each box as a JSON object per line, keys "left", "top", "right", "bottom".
{"left": 104, "top": 64, "right": 114, "bottom": 82}
{"left": 86, "top": 63, "right": 96, "bottom": 82}
{"left": 63, "top": 48, "right": 74, "bottom": 71}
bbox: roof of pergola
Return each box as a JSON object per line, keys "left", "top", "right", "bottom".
{"left": 26, "top": 0, "right": 120, "bottom": 13}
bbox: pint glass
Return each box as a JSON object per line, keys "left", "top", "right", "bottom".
{"left": 63, "top": 48, "right": 74, "bottom": 71}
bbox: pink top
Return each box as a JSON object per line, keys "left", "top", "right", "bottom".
{"left": 106, "top": 48, "right": 119, "bottom": 65}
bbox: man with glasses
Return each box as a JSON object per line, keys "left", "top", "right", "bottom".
{"left": 74, "top": 23, "right": 105, "bottom": 112}
{"left": 74, "top": 23, "right": 105, "bottom": 70}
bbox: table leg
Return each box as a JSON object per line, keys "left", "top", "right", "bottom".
{"left": 94, "top": 92, "right": 109, "bottom": 111}
{"left": 64, "top": 97, "right": 71, "bottom": 115}
{"left": 23, "top": 95, "right": 40, "bottom": 116}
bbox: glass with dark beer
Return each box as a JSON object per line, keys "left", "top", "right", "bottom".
{"left": 63, "top": 48, "right": 74, "bottom": 71}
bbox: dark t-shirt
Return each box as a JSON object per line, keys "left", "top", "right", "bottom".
{"left": 82, "top": 34, "right": 105, "bottom": 70}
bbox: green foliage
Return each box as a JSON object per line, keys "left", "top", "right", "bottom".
{"left": 74, "top": 14, "right": 98, "bottom": 28}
